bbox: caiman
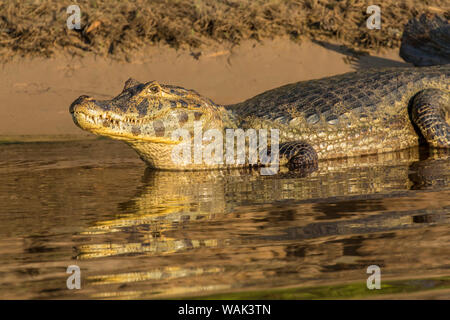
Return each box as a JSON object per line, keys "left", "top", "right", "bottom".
{"left": 70, "top": 14, "right": 450, "bottom": 171}
{"left": 70, "top": 65, "right": 450, "bottom": 170}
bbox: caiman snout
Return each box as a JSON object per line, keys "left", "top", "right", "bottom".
{"left": 69, "top": 95, "right": 93, "bottom": 114}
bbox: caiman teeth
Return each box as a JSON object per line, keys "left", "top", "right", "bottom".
{"left": 77, "top": 112, "right": 145, "bottom": 127}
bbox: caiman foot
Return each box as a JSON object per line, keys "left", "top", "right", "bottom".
{"left": 410, "top": 88, "right": 450, "bottom": 148}
{"left": 279, "top": 141, "right": 318, "bottom": 171}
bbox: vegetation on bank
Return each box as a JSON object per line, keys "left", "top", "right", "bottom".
{"left": 0, "top": 0, "right": 448, "bottom": 61}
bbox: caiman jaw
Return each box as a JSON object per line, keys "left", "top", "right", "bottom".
{"left": 69, "top": 96, "right": 178, "bottom": 144}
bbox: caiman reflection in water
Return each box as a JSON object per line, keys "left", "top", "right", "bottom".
{"left": 74, "top": 146, "right": 450, "bottom": 299}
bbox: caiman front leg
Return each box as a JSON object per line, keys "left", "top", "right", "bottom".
{"left": 410, "top": 89, "right": 450, "bottom": 148}
{"left": 258, "top": 140, "right": 318, "bottom": 172}
{"left": 278, "top": 141, "right": 318, "bottom": 170}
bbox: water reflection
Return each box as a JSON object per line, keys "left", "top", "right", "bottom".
{"left": 75, "top": 145, "right": 449, "bottom": 298}
{"left": 0, "top": 140, "right": 449, "bottom": 299}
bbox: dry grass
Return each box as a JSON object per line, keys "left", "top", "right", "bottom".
{"left": 0, "top": 0, "right": 448, "bottom": 61}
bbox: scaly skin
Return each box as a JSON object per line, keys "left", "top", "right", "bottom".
{"left": 70, "top": 65, "right": 450, "bottom": 170}
{"left": 229, "top": 65, "right": 450, "bottom": 157}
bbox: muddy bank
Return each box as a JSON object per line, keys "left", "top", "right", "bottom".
{"left": 1, "top": 0, "right": 448, "bottom": 62}
{"left": 0, "top": 38, "right": 408, "bottom": 138}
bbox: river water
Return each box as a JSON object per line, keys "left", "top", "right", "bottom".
{"left": 0, "top": 139, "right": 449, "bottom": 299}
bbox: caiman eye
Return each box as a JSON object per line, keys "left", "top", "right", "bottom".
{"left": 148, "top": 86, "right": 160, "bottom": 94}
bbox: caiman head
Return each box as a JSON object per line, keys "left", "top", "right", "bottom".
{"left": 70, "top": 78, "right": 232, "bottom": 169}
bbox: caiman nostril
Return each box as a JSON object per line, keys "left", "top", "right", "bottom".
{"left": 69, "top": 95, "right": 92, "bottom": 113}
